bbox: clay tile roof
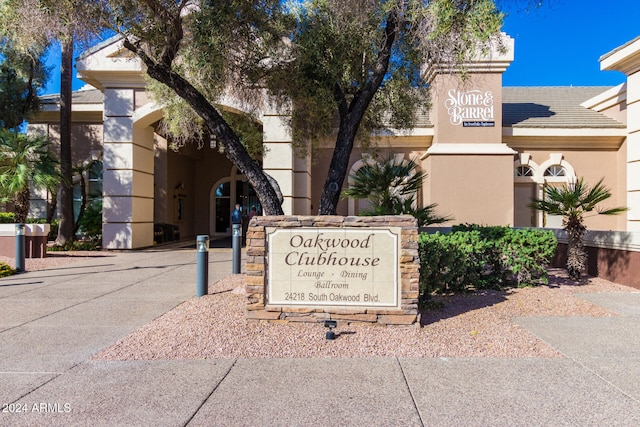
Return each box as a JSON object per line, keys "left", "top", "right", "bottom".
{"left": 37, "top": 86, "right": 624, "bottom": 130}
{"left": 502, "top": 86, "right": 625, "bottom": 128}
{"left": 40, "top": 87, "right": 104, "bottom": 105}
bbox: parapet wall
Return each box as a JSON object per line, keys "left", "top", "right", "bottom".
{"left": 244, "top": 215, "right": 420, "bottom": 326}
{"left": 0, "top": 224, "right": 50, "bottom": 258}
{"left": 552, "top": 229, "right": 640, "bottom": 289}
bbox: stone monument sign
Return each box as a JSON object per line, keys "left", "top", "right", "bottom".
{"left": 245, "top": 216, "right": 419, "bottom": 326}
{"left": 267, "top": 227, "right": 400, "bottom": 309}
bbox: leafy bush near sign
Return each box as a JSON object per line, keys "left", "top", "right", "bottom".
{"left": 0, "top": 262, "right": 16, "bottom": 277}
{"left": 418, "top": 225, "right": 557, "bottom": 304}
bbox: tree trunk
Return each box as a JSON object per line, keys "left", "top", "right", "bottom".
{"left": 317, "top": 9, "right": 398, "bottom": 215}
{"left": 46, "top": 187, "right": 58, "bottom": 224}
{"left": 565, "top": 219, "right": 587, "bottom": 281}
{"left": 128, "top": 46, "right": 284, "bottom": 215}
{"left": 318, "top": 119, "right": 359, "bottom": 215}
{"left": 14, "top": 187, "right": 30, "bottom": 224}
{"left": 55, "top": 36, "right": 75, "bottom": 245}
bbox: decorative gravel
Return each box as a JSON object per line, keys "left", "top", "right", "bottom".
{"left": 93, "top": 269, "right": 637, "bottom": 360}
{"left": 5, "top": 253, "right": 635, "bottom": 359}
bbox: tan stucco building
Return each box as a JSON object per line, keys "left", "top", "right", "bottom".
{"left": 27, "top": 34, "right": 640, "bottom": 250}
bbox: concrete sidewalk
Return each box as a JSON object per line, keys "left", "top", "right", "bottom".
{"left": 1, "top": 247, "right": 639, "bottom": 426}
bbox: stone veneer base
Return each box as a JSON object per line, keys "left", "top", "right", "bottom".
{"left": 244, "top": 215, "right": 420, "bottom": 326}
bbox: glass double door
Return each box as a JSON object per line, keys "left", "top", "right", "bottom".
{"left": 213, "top": 179, "right": 261, "bottom": 234}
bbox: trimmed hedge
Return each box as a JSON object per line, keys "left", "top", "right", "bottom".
{"left": 48, "top": 240, "right": 100, "bottom": 251}
{"left": 418, "top": 225, "right": 557, "bottom": 299}
{"left": 0, "top": 212, "right": 15, "bottom": 223}
{"left": 0, "top": 262, "right": 16, "bottom": 277}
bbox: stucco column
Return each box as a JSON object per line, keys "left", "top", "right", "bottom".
{"left": 262, "top": 111, "right": 311, "bottom": 215}
{"left": 422, "top": 33, "right": 515, "bottom": 226}
{"left": 600, "top": 37, "right": 640, "bottom": 231}
{"left": 102, "top": 88, "right": 155, "bottom": 249}
{"left": 293, "top": 146, "right": 312, "bottom": 214}
{"left": 626, "top": 71, "right": 640, "bottom": 231}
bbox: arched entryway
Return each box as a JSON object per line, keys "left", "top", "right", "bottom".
{"left": 209, "top": 166, "right": 261, "bottom": 236}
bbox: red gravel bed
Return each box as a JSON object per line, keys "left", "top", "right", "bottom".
{"left": 93, "top": 269, "right": 637, "bottom": 360}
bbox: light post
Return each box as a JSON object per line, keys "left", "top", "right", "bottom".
{"left": 231, "top": 204, "right": 242, "bottom": 274}
{"left": 232, "top": 223, "right": 242, "bottom": 274}
{"left": 196, "top": 235, "right": 209, "bottom": 297}
{"left": 15, "top": 223, "right": 25, "bottom": 273}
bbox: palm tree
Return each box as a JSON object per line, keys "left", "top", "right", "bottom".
{"left": 2, "top": 0, "right": 107, "bottom": 244}
{"left": 529, "top": 177, "right": 627, "bottom": 281}
{"left": 341, "top": 154, "right": 451, "bottom": 226}
{"left": 0, "top": 129, "right": 60, "bottom": 223}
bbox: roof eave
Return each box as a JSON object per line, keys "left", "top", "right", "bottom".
{"left": 600, "top": 36, "right": 640, "bottom": 76}
{"left": 503, "top": 127, "right": 626, "bottom": 150}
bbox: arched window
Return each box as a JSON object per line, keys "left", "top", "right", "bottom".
{"left": 515, "top": 165, "right": 534, "bottom": 177}
{"left": 87, "top": 161, "right": 103, "bottom": 200}
{"left": 213, "top": 181, "right": 231, "bottom": 233}
{"left": 73, "top": 160, "right": 103, "bottom": 222}
{"left": 544, "top": 165, "right": 566, "bottom": 177}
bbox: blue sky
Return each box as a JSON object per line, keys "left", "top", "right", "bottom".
{"left": 41, "top": 0, "right": 640, "bottom": 95}
{"left": 41, "top": 46, "right": 87, "bottom": 95}
{"left": 501, "top": 0, "right": 640, "bottom": 87}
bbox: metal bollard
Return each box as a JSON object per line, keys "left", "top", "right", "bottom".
{"left": 15, "top": 223, "right": 25, "bottom": 273}
{"left": 232, "top": 223, "right": 242, "bottom": 274}
{"left": 196, "top": 235, "right": 209, "bottom": 297}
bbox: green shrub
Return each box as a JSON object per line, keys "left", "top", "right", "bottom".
{"left": 0, "top": 212, "right": 15, "bottom": 223}
{"left": 25, "top": 217, "right": 47, "bottom": 224}
{"left": 48, "top": 240, "right": 100, "bottom": 251}
{"left": 0, "top": 262, "right": 16, "bottom": 277}
{"left": 419, "top": 225, "right": 557, "bottom": 303}
{"left": 500, "top": 228, "right": 557, "bottom": 287}
{"left": 418, "top": 231, "right": 501, "bottom": 296}
{"left": 77, "top": 200, "right": 102, "bottom": 242}
{"left": 48, "top": 219, "right": 59, "bottom": 241}
{"left": 450, "top": 224, "right": 557, "bottom": 287}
